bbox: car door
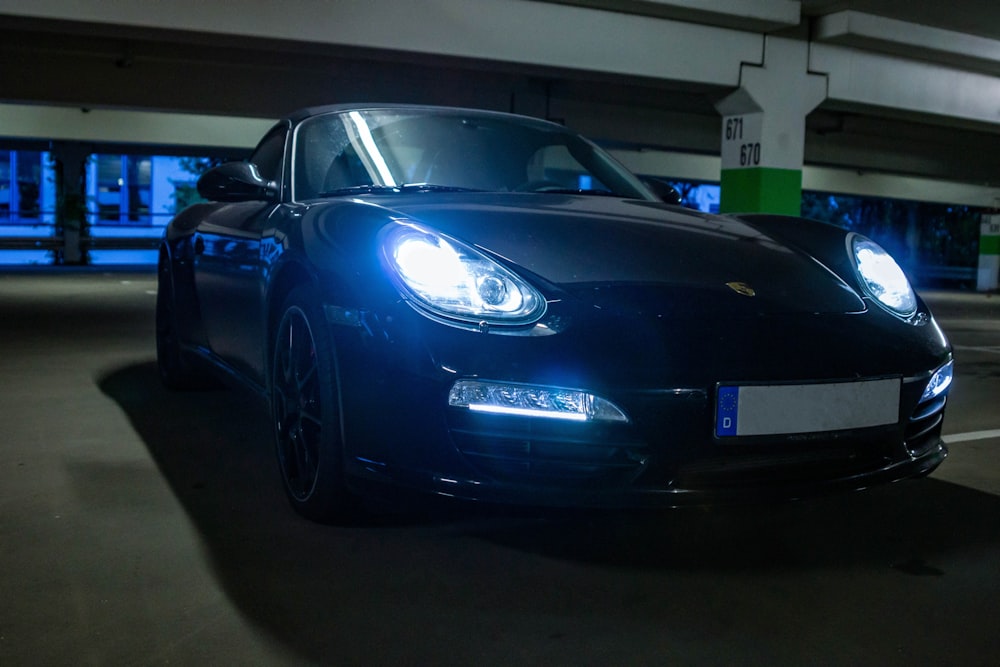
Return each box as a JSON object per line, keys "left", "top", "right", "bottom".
{"left": 193, "top": 124, "right": 288, "bottom": 385}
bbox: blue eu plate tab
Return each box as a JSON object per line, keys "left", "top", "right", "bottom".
{"left": 716, "top": 385, "right": 739, "bottom": 437}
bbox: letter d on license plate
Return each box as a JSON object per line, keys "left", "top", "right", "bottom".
{"left": 716, "top": 378, "right": 900, "bottom": 437}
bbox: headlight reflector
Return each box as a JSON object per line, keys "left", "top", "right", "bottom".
{"left": 850, "top": 235, "right": 917, "bottom": 317}
{"left": 448, "top": 380, "right": 629, "bottom": 423}
{"left": 381, "top": 223, "right": 545, "bottom": 327}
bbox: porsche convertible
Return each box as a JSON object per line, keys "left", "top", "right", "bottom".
{"left": 156, "top": 104, "right": 952, "bottom": 521}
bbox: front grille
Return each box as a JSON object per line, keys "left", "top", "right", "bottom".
{"left": 449, "top": 412, "right": 648, "bottom": 486}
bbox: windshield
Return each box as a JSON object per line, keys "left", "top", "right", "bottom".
{"left": 291, "top": 108, "right": 653, "bottom": 201}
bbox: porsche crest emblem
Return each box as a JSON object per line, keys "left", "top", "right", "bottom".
{"left": 726, "top": 281, "right": 756, "bottom": 297}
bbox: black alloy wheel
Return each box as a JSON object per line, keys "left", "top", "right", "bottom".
{"left": 271, "top": 286, "right": 351, "bottom": 521}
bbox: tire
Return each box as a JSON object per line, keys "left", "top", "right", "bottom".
{"left": 156, "top": 256, "right": 212, "bottom": 390}
{"left": 271, "top": 285, "right": 354, "bottom": 522}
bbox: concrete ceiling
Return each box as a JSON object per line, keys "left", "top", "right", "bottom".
{"left": 0, "top": 1, "right": 998, "bottom": 190}
{"left": 800, "top": 0, "right": 1000, "bottom": 41}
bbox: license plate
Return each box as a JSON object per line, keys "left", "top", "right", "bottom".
{"left": 716, "top": 378, "right": 900, "bottom": 437}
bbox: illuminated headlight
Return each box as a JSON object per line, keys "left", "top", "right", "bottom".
{"left": 448, "top": 380, "right": 629, "bottom": 423}
{"left": 380, "top": 223, "right": 546, "bottom": 328}
{"left": 921, "top": 360, "right": 953, "bottom": 403}
{"left": 850, "top": 234, "right": 917, "bottom": 317}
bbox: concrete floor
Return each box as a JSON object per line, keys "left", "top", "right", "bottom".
{"left": 1, "top": 270, "right": 998, "bottom": 666}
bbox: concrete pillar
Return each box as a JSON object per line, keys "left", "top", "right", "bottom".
{"left": 49, "top": 142, "right": 92, "bottom": 264}
{"left": 716, "top": 36, "right": 826, "bottom": 215}
{"left": 978, "top": 214, "right": 1000, "bottom": 292}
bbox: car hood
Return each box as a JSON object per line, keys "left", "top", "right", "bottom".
{"left": 372, "top": 193, "right": 865, "bottom": 316}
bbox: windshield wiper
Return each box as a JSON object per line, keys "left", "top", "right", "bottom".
{"left": 398, "top": 183, "right": 484, "bottom": 193}
{"left": 318, "top": 184, "right": 399, "bottom": 197}
{"left": 318, "top": 183, "right": 484, "bottom": 197}
{"left": 526, "top": 188, "right": 619, "bottom": 197}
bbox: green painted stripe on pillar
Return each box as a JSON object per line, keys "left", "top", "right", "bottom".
{"left": 720, "top": 167, "right": 802, "bottom": 216}
{"left": 979, "top": 235, "right": 1000, "bottom": 255}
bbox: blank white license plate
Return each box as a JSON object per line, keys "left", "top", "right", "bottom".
{"left": 716, "top": 378, "right": 900, "bottom": 437}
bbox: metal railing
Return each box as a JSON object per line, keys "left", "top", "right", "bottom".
{"left": 1, "top": 211, "right": 167, "bottom": 256}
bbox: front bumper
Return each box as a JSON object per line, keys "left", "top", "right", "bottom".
{"left": 374, "top": 441, "right": 947, "bottom": 509}
{"left": 343, "top": 366, "right": 950, "bottom": 508}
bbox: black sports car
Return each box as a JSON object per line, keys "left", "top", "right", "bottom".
{"left": 157, "top": 104, "right": 952, "bottom": 521}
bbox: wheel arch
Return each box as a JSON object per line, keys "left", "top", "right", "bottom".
{"left": 266, "top": 260, "right": 314, "bottom": 370}
{"left": 264, "top": 260, "right": 355, "bottom": 377}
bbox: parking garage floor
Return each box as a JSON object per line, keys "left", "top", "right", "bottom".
{"left": 1, "top": 270, "right": 998, "bottom": 666}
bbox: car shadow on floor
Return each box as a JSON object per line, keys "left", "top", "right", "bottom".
{"left": 99, "top": 361, "right": 1000, "bottom": 664}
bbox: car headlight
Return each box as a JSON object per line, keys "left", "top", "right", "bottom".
{"left": 849, "top": 234, "right": 917, "bottom": 317}
{"left": 380, "top": 222, "right": 546, "bottom": 328}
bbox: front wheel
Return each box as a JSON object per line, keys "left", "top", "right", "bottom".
{"left": 271, "top": 286, "right": 353, "bottom": 522}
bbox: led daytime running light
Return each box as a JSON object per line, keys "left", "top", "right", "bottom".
{"left": 448, "top": 380, "right": 629, "bottom": 423}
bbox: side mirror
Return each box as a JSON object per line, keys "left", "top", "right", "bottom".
{"left": 197, "top": 162, "right": 279, "bottom": 202}
{"left": 641, "top": 178, "right": 683, "bottom": 206}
